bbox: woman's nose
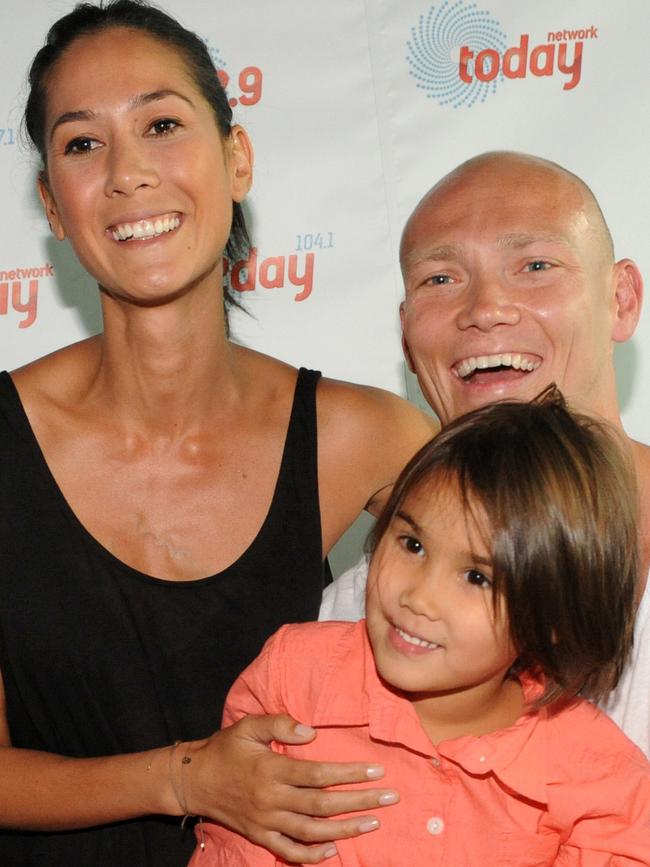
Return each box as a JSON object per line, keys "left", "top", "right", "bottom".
{"left": 104, "top": 138, "right": 160, "bottom": 198}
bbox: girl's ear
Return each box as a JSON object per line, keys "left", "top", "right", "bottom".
{"left": 228, "top": 125, "right": 254, "bottom": 203}
{"left": 37, "top": 173, "right": 66, "bottom": 240}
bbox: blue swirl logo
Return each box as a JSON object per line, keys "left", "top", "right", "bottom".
{"left": 407, "top": 0, "right": 508, "bottom": 108}
{"left": 203, "top": 38, "right": 227, "bottom": 71}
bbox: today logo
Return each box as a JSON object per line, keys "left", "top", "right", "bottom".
{"left": 407, "top": 0, "right": 597, "bottom": 107}
{"left": 227, "top": 248, "right": 315, "bottom": 303}
{"left": 0, "top": 263, "right": 53, "bottom": 329}
{"left": 459, "top": 29, "right": 594, "bottom": 92}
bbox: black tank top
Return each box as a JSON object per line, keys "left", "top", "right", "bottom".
{"left": 0, "top": 367, "right": 326, "bottom": 866}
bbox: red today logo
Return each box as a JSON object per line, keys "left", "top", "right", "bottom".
{"left": 226, "top": 248, "right": 315, "bottom": 303}
{"left": 0, "top": 263, "right": 53, "bottom": 328}
{"left": 459, "top": 27, "right": 598, "bottom": 92}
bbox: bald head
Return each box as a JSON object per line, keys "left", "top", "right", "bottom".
{"left": 397, "top": 150, "right": 642, "bottom": 427}
{"left": 401, "top": 151, "right": 614, "bottom": 273}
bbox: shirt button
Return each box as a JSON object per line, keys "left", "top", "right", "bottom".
{"left": 431, "top": 757, "right": 441, "bottom": 767}
{"left": 426, "top": 816, "right": 445, "bottom": 836}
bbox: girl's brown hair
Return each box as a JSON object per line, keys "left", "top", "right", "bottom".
{"left": 370, "top": 387, "right": 639, "bottom": 705}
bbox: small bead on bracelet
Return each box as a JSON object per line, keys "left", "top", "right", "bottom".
{"left": 169, "top": 740, "right": 205, "bottom": 852}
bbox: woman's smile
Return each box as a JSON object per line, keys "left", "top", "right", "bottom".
{"left": 109, "top": 212, "right": 182, "bottom": 242}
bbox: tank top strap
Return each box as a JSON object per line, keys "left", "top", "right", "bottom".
{"left": 265, "top": 367, "right": 322, "bottom": 558}
{"left": 281, "top": 367, "right": 321, "bottom": 481}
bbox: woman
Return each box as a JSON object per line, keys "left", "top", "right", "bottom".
{"left": 0, "top": 2, "right": 434, "bottom": 865}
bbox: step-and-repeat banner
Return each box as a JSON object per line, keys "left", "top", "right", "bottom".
{"left": 2, "top": 0, "right": 648, "bottom": 438}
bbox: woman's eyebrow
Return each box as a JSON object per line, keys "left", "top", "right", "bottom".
{"left": 49, "top": 108, "right": 97, "bottom": 142}
{"left": 49, "top": 89, "right": 195, "bottom": 142}
{"left": 130, "top": 89, "right": 195, "bottom": 110}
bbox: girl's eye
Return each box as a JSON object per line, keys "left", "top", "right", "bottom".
{"left": 465, "top": 568, "right": 492, "bottom": 589}
{"left": 149, "top": 118, "right": 179, "bottom": 136}
{"left": 64, "top": 137, "right": 99, "bottom": 155}
{"left": 524, "top": 260, "right": 551, "bottom": 272}
{"left": 399, "top": 535, "right": 424, "bottom": 556}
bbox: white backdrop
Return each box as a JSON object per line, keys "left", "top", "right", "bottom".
{"left": 1, "top": 0, "right": 648, "bottom": 568}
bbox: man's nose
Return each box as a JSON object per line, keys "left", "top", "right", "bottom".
{"left": 455, "top": 274, "right": 520, "bottom": 332}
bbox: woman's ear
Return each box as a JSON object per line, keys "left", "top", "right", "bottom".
{"left": 228, "top": 125, "right": 254, "bottom": 203}
{"left": 37, "top": 173, "right": 66, "bottom": 240}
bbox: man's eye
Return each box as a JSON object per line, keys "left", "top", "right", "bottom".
{"left": 425, "top": 274, "right": 453, "bottom": 285}
{"left": 465, "top": 569, "right": 492, "bottom": 589}
{"left": 399, "top": 535, "right": 424, "bottom": 556}
{"left": 64, "top": 137, "right": 99, "bottom": 155}
{"left": 524, "top": 260, "right": 551, "bottom": 272}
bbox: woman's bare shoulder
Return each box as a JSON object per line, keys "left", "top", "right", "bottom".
{"left": 317, "top": 374, "right": 437, "bottom": 441}
{"left": 10, "top": 337, "right": 101, "bottom": 410}
{"left": 316, "top": 375, "right": 438, "bottom": 515}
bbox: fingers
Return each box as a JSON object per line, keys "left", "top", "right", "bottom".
{"left": 264, "top": 834, "right": 339, "bottom": 865}
{"left": 273, "top": 811, "right": 382, "bottom": 843}
{"left": 279, "top": 755, "right": 386, "bottom": 788}
{"left": 254, "top": 814, "right": 385, "bottom": 864}
{"left": 281, "top": 785, "right": 399, "bottom": 819}
{"left": 196, "top": 716, "right": 401, "bottom": 863}
{"left": 242, "top": 753, "right": 398, "bottom": 821}
{"left": 238, "top": 712, "right": 318, "bottom": 746}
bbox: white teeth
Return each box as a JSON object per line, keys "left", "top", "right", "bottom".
{"left": 110, "top": 214, "right": 180, "bottom": 242}
{"left": 396, "top": 627, "right": 438, "bottom": 649}
{"left": 454, "top": 354, "right": 541, "bottom": 378}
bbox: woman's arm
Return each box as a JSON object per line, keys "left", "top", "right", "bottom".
{"left": 0, "top": 672, "right": 393, "bottom": 864}
{"left": 187, "top": 623, "right": 396, "bottom": 865}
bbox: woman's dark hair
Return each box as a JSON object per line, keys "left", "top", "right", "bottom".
{"left": 23, "top": 0, "right": 250, "bottom": 317}
{"left": 369, "top": 386, "right": 639, "bottom": 705}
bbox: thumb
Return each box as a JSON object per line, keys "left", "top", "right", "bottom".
{"left": 238, "top": 713, "right": 317, "bottom": 746}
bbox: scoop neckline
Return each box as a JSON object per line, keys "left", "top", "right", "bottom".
{"left": 0, "top": 369, "right": 300, "bottom": 587}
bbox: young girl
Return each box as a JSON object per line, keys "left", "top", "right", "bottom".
{"left": 189, "top": 391, "right": 650, "bottom": 865}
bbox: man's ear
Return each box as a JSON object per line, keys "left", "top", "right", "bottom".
{"left": 37, "top": 173, "right": 66, "bottom": 240}
{"left": 399, "top": 302, "right": 416, "bottom": 372}
{"left": 228, "top": 125, "right": 254, "bottom": 203}
{"left": 611, "top": 259, "right": 643, "bottom": 343}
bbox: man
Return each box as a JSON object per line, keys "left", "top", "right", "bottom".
{"left": 321, "top": 151, "right": 649, "bottom": 759}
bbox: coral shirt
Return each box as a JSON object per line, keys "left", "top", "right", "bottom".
{"left": 191, "top": 621, "right": 650, "bottom": 866}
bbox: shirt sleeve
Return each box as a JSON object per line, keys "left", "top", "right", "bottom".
{"left": 186, "top": 629, "right": 291, "bottom": 867}
{"left": 552, "top": 747, "right": 650, "bottom": 865}
{"left": 221, "top": 626, "right": 292, "bottom": 727}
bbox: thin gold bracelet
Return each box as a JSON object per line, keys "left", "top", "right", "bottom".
{"left": 169, "top": 741, "right": 205, "bottom": 851}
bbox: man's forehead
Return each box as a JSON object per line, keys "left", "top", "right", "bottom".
{"left": 401, "top": 228, "right": 577, "bottom": 272}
